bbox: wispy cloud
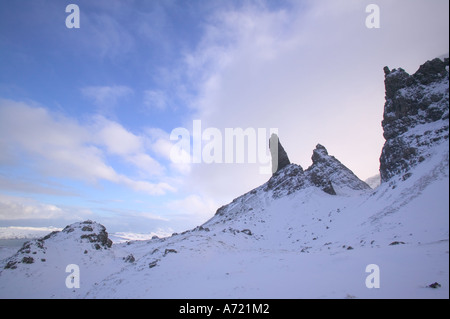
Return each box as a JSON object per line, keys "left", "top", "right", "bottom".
{"left": 0, "top": 173, "right": 78, "bottom": 197}
{"left": 143, "top": 90, "right": 167, "bottom": 111}
{"left": 0, "top": 98, "right": 173, "bottom": 196}
{"left": 166, "top": 194, "right": 218, "bottom": 223}
{"left": 0, "top": 193, "right": 89, "bottom": 221}
{"left": 81, "top": 85, "right": 134, "bottom": 113}
{"left": 92, "top": 116, "right": 166, "bottom": 178}
{"left": 78, "top": 9, "right": 136, "bottom": 60}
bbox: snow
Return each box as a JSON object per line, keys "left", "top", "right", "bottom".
{"left": 109, "top": 231, "right": 171, "bottom": 244}
{"left": 0, "top": 226, "right": 62, "bottom": 240}
{"left": 0, "top": 139, "right": 447, "bottom": 299}
{"left": 365, "top": 174, "right": 381, "bottom": 189}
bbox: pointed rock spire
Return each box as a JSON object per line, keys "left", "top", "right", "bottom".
{"left": 306, "top": 144, "right": 371, "bottom": 195}
{"left": 269, "top": 134, "right": 291, "bottom": 175}
{"left": 311, "top": 144, "right": 329, "bottom": 164}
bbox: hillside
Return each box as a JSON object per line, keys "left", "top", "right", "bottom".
{"left": 0, "top": 58, "right": 448, "bottom": 299}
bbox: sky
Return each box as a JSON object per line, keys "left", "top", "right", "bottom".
{"left": 0, "top": 0, "right": 449, "bottom": 236}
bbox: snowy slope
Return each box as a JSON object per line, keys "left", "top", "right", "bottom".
{"left": 0, "top": 58, "right": 448, "bottom": 299}
{"left": 0, "top": 142, "right": 447, "bottom": 299}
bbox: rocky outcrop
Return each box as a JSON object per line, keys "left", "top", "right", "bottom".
{"left": 212, "top": 140, "right": 370, "bottom": 223}
{"left": 3, "top": 220, "right": 112, "bottom": 270}
{"left": 269, "top": 134, "right": 291, "bottom": 175}
{"left": 380, "top": 58, "right": 449, "bottom": 182}
{"left": 305, "top": 144, "right": 371, "bottom": 195}
{"left": 266, "top": 139, "right": 370, "bottom": 197}
{"left": 64, "top": 220, "right": 113, "bottom": 249}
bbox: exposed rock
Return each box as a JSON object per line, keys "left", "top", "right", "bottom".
{"left": 163, "top": 249, "right": 177, "bottom": 256}
{"left": 305, "top": 144, "right": 371, "bottom": 195}
{"left": 212, "top": 140, "right": 370, "bottom": 223}
{"left": 389, "top": 241, "right": 406, "bottom": 246}
{"left": 21, "top": 256, "right": 34, "bottom": 264}
{"left": 428, "top": 282, "right": 441, "bottom": 289}
{"left": 269, "top": 134, "right": 291, "bottom": 175}
{"left": 4, "top": 260, "right": 18, "bottom": 269}
{"left": 124, "top": 254, "right": 135, "bottom": 263}
{"left": 41, "top": 231, "right": 59, "bottom": 241}
{"left": 380, "top": 58, "right": 449, "bottom": 182}
{"left": 265, "top": 163, "right": 305, "bottom": 198}
{"left": 82, "top": 226, "right": 93, "bottom": 232}
{"left": 193, "top": 225, "right": 210, "bottom": 232}
{"left": 79, "top": 224, "right": 113, "bottom": 249}
{"left": 3, "top": 220, "right": 113, "bottom": 270}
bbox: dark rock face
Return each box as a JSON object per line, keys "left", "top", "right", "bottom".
{"left": 211, "top": 136, "right": 370, "bottom": 222}
{"left": 428, "top": 282, "right": 442, "bottom": 289}
{"left": 67, "top": 220, "right": 113, "bottom": 249}
{"left": 307, "top": 145, "right": 338, "bottom": 195}
{"left": 380, "top": 58, "right": 449, "bottom": 182}
{"left": 264, "top": 142, "right": 370, "bottom": 197}
{"left": 305, "top": 144, "right": 371, "bottom": 195}
{"left": 124, "top": 254, "right": 135, "bottom": 263}
{"left": 269, "top": 134, "right": 291, "bottom": 175}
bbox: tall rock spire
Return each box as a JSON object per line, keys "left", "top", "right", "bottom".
{"left": 269, "top": 134, "right": 291, "bottom": 175}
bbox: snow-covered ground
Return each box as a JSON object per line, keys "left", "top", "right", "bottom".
{"left": 0, "top": 139, "right": 447, "bottom": 299}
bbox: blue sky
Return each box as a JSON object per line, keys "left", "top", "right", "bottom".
{"left": 0, "top": 0, "right": 449, "bottom": 235}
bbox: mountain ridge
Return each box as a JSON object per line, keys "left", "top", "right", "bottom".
{"left": 0, "top": 57, "right": 448, "bottom": 298}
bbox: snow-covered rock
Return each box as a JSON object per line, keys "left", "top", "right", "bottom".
{"left": 305, "top": 144, "right": 372, "bottom": 195}
{"left": 380, "top": 58, "right": 449, "bottom": 182}
{"left": 0, "top": 58, "right": 448, "bottom": 299}
{"left": 2, "top": 220, "right": 112, "bottom": 271}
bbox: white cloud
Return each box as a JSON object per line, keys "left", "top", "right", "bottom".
{"left": 166, "top": 194, "right": 218, "bottom": 223}
{"left": 0, "top": 226, "right": 63, "bottom": 240}
{"left": 176, "top": 0, "right": 449, "bottom": 203}
{"left": 92, "top": 116, "right": 166, "bottom": 177}
{"left": 94, "top": 117, "right": 143, "bottom": 156}
{"left": 119, "top": 175, "right": 175, "bottom": 195}
{"left": 0, "top": 98, "right": 173, "bottom": 196}
{"left": 0, "top": 193, "right": 88, "bottom": 221}
{"left": 143, "top": 127, "right": 192, "bottom": 175}
{"left": 144, "top": 128, "right": 177, "bottom": 160}
{"left": 127, "top": 153, "right": 164, "bottom": 176}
